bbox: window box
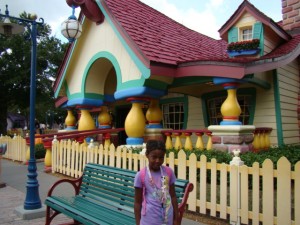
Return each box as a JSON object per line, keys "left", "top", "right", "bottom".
{"left": 227, "top": 39, "right": 260, "bottom": 57}
{"left": 227, "top": 48, "right": 260, "bottom": 57}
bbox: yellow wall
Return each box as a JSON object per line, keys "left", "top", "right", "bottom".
{"left": 277, "top": 60, "right": 300, "bottom": 145}
{"left": 63, "top": 18, "right": 142, "bottom": 96}
{"left": 253, "top": 74, "right": 278, "bottom": 145}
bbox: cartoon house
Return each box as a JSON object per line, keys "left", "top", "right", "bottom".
{"left": 54, "top": 0, "right": 300, "bottom": 149}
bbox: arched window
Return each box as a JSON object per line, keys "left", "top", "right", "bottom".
{"left": 160, "top": 96, "right": 188, "bottom": 130}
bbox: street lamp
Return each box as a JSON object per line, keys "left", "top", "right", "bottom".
{"left": 0, "top": 5, "right": 43, "bottom": 210}
{"left": 61, "top": 4, "right": 82, "bottom": 43}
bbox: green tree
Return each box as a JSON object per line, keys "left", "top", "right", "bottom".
{"left": 0, "top": 12, "right": 67, "bottom": 134}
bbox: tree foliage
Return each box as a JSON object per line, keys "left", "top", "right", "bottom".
{"left": 0, "top": 12, "right": 67, "bottom": 134}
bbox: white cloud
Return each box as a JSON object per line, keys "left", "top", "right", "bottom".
{"left": 141, "top": 0, "right": 221, "bottom": 39}
{"left": 1, "top": 0, "right": 281, "bottom": 41}
{"left": 210, "top": 0, "right": 225, "bottom": 7}
{"left": 183, "top": 8, "right": 220, "bottom": 39}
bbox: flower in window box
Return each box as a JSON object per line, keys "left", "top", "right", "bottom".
{"left": 227, "top": 39, "right": 260, "bottom": 51}
{"left": 227, "top": 39, "right": 260, "bottom": 57}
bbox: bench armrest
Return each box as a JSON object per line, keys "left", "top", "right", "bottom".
{"left": 178, "top": 183, "right": 194, "bottom": 224}
{"left": 47, "top": 176, "right": 83, "bottom": 197}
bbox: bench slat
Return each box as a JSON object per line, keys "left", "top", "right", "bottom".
{"left": 81, "top": 175, "right": 134, "bottom": 197}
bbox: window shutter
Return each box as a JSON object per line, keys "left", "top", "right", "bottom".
{"left": 228, "top": 27, "right": 238, "bottom": 43}
{"left": 253, "top": 22, "right": 264, "bottom": 55}
{"left": 253, "top": 22, "right": 263, "bottom": 39}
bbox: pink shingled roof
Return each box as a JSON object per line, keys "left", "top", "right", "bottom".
{"left": 103, "top": 0, "right": 300, "bottom": 65}
{"left": 104, "top": 0, "right": 229, "bottom": 65}
{"left": 261, "top": 34, "right": 300, "bottom": 59}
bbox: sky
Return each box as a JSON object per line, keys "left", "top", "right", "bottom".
{"left": 0, "top": 0, "right": 282, "bottom": 41}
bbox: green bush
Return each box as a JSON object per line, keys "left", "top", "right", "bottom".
{"left": 35, "top": 143, "right": 46, "bottom": 159}
{"left": 130, "top": 145, "right": 300, "bottom": 169}
{"left": 166, "top": 148, "right": 232, "bottom": 164}
{"left": 240, "top": 145, "right": 300, "bottom": 169}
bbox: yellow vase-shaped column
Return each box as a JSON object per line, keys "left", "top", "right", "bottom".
{"left": 165, "top": 132, "right": 173, "bottom": 149}
{"left": 174, "top": 132, "right": 182, "bottom": 150}
{"left": 259, "top": 130, "right": 266, "bottom": 150}
{"left": 103, "top": 133, "right": 111, "bottom": 149}
{"left": 125, "top": 98, "right": 146, "bottom": 145}
{"left": 65, "top": 110, "right": 77, "bottom": 130}
{"left": 264, "top": 128, "right": 272, "bottom": 149}
{"left": 78, "top": 109, "right": 96, "bottom": 131}
{"left": 195, "top": 132, "right": 204, "bottom": 150}
{"left": 43, "top": 139, "right": 52, "bottom": 172}
{"left": 98, "top": 106, "right": 111, "bottom": 129}
{"left": 220, "top": 88, "right": 242, "bottom": 125}
{"left": 184, "top": 132, "right": 193, "bottom": 150}
{"left": 206, "top": 131, "right": 213, "bottom": 150}
{"left": 252, "top": 130, "right": 260, "bottom": 152}
{"left": 146, "top": 99, "right": 163, "bottom": 128}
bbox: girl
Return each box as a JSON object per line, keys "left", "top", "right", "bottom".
{"left": 134, "top": 140, "right": 178, "bottom": 225}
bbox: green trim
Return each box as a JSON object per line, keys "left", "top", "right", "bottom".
{"left": 244, "top": 74, "right": 254, "bottom": 79}
{"left": 184, "top": 96, "right": 188, "bottom": 129}
{"left": 201, "top": 90, "right": 226, "bottom": 126}
{"left": 201, "top": 88, "right": 256, "bottom": 127}
{"left": 228, "top": 27, "right": 238, "bottom": 43}
{"left": 201, "top": 96, "right": 209, "bottom": 127}
{"left": 170, "top": 77, "right": 213, "bottom": 88}
{"left": 159, "top": 96, "right": 188, "bottom": 129}
{"left": 64, "top": 81, "right": 70, "bottom": 98}
{"left": 95, "top": 0, "right": 150, "bottom": 79}
{"left": 144, "top": 79, "right": 168, "bottom": 90}
{"left": 82, "top": 51, "right": 122, "bottom": 91}
{"left": 243, "top": 76, "right": 271, "bottom": 89}
{"left": 118, "top": 80, "right": 146, "bottom": 90}
{"left": 85, "top": 93, "right": 104, "bottom": 99}
{"left": 253, "top": 22, "right": 264, "bottom": 56}
{"left": 238, "top": 88, "right": 256, "bottom": 125}
{"left": 67, "top": 92, "right": 104, "bottom": 100}
{"left": 273, "top": 69, "right": 284, "bottom": 145}
{"left": 54, "top": 18, "right": 86, "bottom": 98}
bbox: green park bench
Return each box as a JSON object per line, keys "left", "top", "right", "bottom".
{"left": 45, "top": 163, "right": 194, "bottom": 225}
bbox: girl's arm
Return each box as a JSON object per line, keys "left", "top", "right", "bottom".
{"left": 134, "top": 187, "right": 143, "bottom": 225}
{"left": 169, "top": 183, "right": 179, "bottom": 225}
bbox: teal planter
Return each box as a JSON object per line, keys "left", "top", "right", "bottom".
{"left": 227, "top": 48, "right": 260, "bottom": 57}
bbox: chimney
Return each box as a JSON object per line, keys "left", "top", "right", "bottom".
{"left": 282, "top": 0, "right": 300, "bottom": 34}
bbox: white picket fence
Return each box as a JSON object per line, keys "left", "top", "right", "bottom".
{"left": 0, "top": 135, "right": 26, "bottom": 162}
{"left": 51, "top": 140, "right": 299, "bottom": 225}
{"left": 1, "top": 135, "right": 299, "bottom": 225}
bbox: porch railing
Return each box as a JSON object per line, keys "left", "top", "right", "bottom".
{"left": 161, "top": 127, "right": 272, "bottom": 151}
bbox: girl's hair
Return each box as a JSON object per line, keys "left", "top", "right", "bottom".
{"left": 145, "top": 140, "right": 166, "bottom": 155}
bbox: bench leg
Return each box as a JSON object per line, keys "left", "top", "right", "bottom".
{"left": 45, "top": 206, "right": 61, "bottom": 225}
{"left": 45, "top": 205, "right": 82, "bottom": 225}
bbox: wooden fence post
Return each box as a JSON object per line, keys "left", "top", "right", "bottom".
{"left": 230, "top": 150, "right": 244, "bottom": 225}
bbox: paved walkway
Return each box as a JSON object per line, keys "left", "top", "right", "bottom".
{"left": 0, "top": 158, "right": 206, "bottom": 225}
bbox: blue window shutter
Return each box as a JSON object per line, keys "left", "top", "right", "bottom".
{"left": 228, "top": 27, "right": 238, "bottom": 43}
{"left": 253, "top": 22, "right": 263, "bottom": 39}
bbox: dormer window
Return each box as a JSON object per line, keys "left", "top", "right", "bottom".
{"left": 241, "top": 27, "right": 252, "bottom": 41}
{"left": 228, "top": 22, "right": 262, "bottom": 43}
{"left": 227, "top": 22, "right": 263, "bottom": 57}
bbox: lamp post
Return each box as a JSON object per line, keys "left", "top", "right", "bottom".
{"left": 0, "top": 5, "right": 43, "bottom": 210}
